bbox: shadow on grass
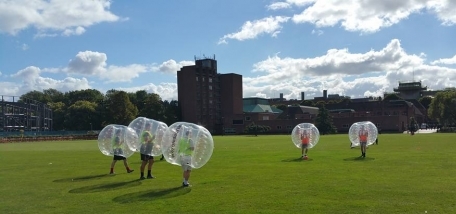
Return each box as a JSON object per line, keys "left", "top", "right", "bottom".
{"left": 53, "top": 174, "right": 112, "bottom": 183}
{"left": 282, "top": 157, "right": 314, "bottom": 162}
{"left": 343, "top": 156, "right": 375, "bottom": 161}
{"left": 69, "top": 180, "right": 141, "bottom": 193}
{"left": 112, "top": 186, "right": 191, "bottom": 203}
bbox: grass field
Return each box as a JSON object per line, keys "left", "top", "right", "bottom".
{"left": 1, "top": 133, "right": 456, "bottom": 214}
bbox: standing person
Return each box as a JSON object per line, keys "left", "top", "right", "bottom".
{"left": 358, "top": 126, "right": 368, "bottom": 158}
{"left": 110, "top": 129, "right": 134, "bottom": 174}
{"left": 301, "top": 129, "right": 310, "bottom": 159}
{"left": 139, "top": 123, "right": 155, "bottom": 180}
{"left": 179, "top": 130, "right": 194, "bottom": 187}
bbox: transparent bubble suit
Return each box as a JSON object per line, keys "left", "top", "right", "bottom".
{"left": 97, "top": 124, "right": 137, "bottom": 158}
{"left": 161, "top": 122, "right": 214, "bottom": 169}
{"left": 291, "top": 123, "right": 320, "bottom": 149}
{"left": 128, "top": 117, "right": 168, "bottom": 156}
{"left": 348, "top": 121, "right": 378, "bottom": 147}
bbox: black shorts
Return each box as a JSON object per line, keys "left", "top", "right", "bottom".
{"left": 360, "top": 142, "right": 367, "bottom": 145}
{"left": 141, "top": 154, "right": 154, "bottom": 161}
{"left": 113, "top": 155, "right": 126, "bottom": 160}
{"left": 301, "top": 143, "right": 308, "bottom": 149}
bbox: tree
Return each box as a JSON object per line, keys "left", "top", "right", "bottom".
{"left": 48, "top": 102, "right": 66, "bottom": 130}
{"left": 418, "top": 96, "right": 433, "bottom": 109}
{"left": 162, "top": 100, "right": 181, "bottom": 126}
{"left": 315, "top": 105, "right": 337, "bottom": 134}
{"left": 383, "top": 93, "right": 403, "bottom": 101}
{"left": 274, "top": 104, "right": 287, "bottom": 111}
{"left": 64, "top": 101, "right": 97, "bottom": 130}
{"left": 65, "top": 89, "right": 104, "bottom": 106}
{"left": 139, "top": 93, "right": 164, "bottom": 121}
{"left": 300, "top": 100, "right": 315, "bottom": 106}
{"left": 428, "top": 90, "right": 456, "bottom": 126}
{"left": 104, "top": 90, "right": 138, "bottom": 125}
{"left": 43, "top": 89, "right": 65, "bottom": 103}
{"left": 19, "top": 90, "right": 51, "bottom": 104}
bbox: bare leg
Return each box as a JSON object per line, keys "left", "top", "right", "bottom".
{"left": 183, "top": 170, "right": 191, "bottom": 181}
{"left": 111, "top": 160, "right": 117, "bottom": 168}
{"left": 148, "top": 159, "right": 154, "bottom": 170}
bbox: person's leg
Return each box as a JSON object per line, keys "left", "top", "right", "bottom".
{"left": 140, "top": 160, "right": 147, "bottom": 179}
{"left": 301, "top": 145, "right": 305, "bottom": 157}
{"left": 183, "top": 169, "right": 191, "bottom": 186}
{"left": 147, "top": 158, "right": 154, "bottom": 178}
{"left": 123, "top": 159, "right": 133, "bottom": 173}
{"left": 110, "top": 160, "right": 117, "bottom": 174}
{"left": 304, "top": 148, "right": 308, "bottom": 156}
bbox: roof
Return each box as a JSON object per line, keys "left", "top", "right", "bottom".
{"left": 243, "top": 104, "right": 282, "bottom": 113}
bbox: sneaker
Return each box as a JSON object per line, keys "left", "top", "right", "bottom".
{"left": 127, "top": 169, "right": 134, "bottom": 173}
{"left": 182, "top": 182, "right": 191, "bottom": 187}
{"left": 109, "top": 172, "right": 115, "bottom": 175}
{"left": 147, "top": 175, "right": 155, "bottom": 179}
{"left": 140, "top": 176, "right": 146, "bottom": 180}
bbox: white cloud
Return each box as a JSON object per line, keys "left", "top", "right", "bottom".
{"left": 151, "top": 60, "right": 195, "bottom": 74}
{"left": 0, "top": 0, "right": 121, "bottom": 36}
{"left": 311, "top": 29, "right": 323, "bottom": 35}
{"left": 8, "top": 66, "right": 91, "bottom": 95}
{"left": 431, "top": 55, "right": 456, "bottom": 65}
{"left": 267, "top": 2, "right": 291, "bottom": 10}
{"left": 118, "top": 83, "right": 178, "bottom": 101}
{"left": 100, "top": 64, "right": 149, "bottom": 83}
{"left": 243, "top": 39, "right": 456, "bottom": 100}
{"left": 218, "top": 16, "right": 290, "bottom": 44}
{"left": 66, "top": 51, "right": 107, "bottom": 75}
{"left": 21, "top": 43, "right": 29, "bottom": 50}
{"left": 287, "top": 0, "right": 456, "bottom": 33}
{"left": 62, "top": 26, "right": 86, "bottom": 36}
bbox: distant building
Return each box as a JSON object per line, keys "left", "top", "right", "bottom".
{"left": 177, "top": 56, "right": 243, "bottom": 134}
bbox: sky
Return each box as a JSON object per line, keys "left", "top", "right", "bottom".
{"left": 1, "top": 0, "right": 456, "bottom": 102}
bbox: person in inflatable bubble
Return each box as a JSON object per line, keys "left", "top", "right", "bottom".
{"left": 179, "top": 130, "right": 195, "bottom": 187}
{"left": 300, "top": 129, "right": 310, "bottom": 159}
{"left": 358, "top": 125, "right": 368, "bottom": 158}
{"left": 110, "top": 128, "right": 134, "bottom": 174}
{"left": 139, "top": 123, "right": 155, "bottom": 180}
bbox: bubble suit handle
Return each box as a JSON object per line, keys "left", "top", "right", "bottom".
{"left": 291, "top": 123, "right": 320, "bottom": 149}
{"left": 161, "top": 122, "right": 214, "bottom": 169}
{"left": 127, "top": 117, "right": 168, "bottom": 156}
{"left": 348, "top": 121, "right": 378, "bottom": 146}
{"left": 97, "top": 124, "right": 137, "bottom": 158}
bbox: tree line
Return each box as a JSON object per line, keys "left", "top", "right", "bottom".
{"left": 19, "top": 89, "right": 181, "bottom": 131}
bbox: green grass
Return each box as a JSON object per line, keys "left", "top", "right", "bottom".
{"left": 1, "top": 133, "right": 456, "bottom": 214}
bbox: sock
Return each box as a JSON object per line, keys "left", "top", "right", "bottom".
{"left": 141, "top": 172, "right": 144, "bottom": 177}
{"left": 183, "top": 179, "right": 187, "bottom": 184}
{"left": 147, "top": 170, "right": 151, "bottom": 176}
{"left": 110, "top": 168, "right": 114, "bottom": 173}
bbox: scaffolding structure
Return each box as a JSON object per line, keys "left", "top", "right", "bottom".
{"left": 1, "top": 95, "right": 53, "bottom": 132}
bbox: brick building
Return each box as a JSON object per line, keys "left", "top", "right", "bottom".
{"left": 177, "top": 56, "right": 243, "bottom": 134}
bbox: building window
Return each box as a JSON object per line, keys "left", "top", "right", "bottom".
{"left": 245, "top": 116, "right": 251, "bottom": 121}
{"left": 342, "top": 124, "right": 349, "bottom": 128}
{"left": 209, "top": 78, "right": 212, "bottom": 83}
{"left": 209, "top": 100, "right": 212, "bottom": 104}
{"left": 286, "top": 125, "right": 292, "bottom": 129}
{"left": 232, "top": 119, "right": 243, "bottom": 125}
{"left": 262, "top": 116, "right": 269, "bottom": 120}
{"left": 196, "top": 77, "right": 198, "bottom": 81}
{"left": 202, "top": 77, "right": 205, "bottom": 82}
{"left": 393, "top": 111, "right": 398, "bottom": 115}
{"left": 277, "top": 126, "right": 282, "bottom": 130}
{"left": 209, "top": 85, "right": 212, "bottom": 90}
{"left": 377, "top": 112, "right": 382, "bottom": 115}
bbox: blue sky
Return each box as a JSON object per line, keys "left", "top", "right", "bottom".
{"left": 1, "top": 0, "right": 456, "bottom": 101}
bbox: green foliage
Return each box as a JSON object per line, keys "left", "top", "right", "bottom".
{"left": 64, "top": 101, "right": 98, "bottom": 130}
{"left": 428, "top": 90, "right": 456, "bottom": 126}
{"left": 244, "top": 122, "right": 271, "bottom": 135}
{"left": 274, "top": 104, "right": 287, "bottom": 111}
{"left": 48, "top": 102, "right": 66, "bottom": 130}
{"left": 300, "top": 100, "right": 315, "bottom": 106}
{"left": 139, "top": 93, "right": 164, "bottom": 121}
{"left": 2, "top": 134, "right": 456, "bottom": 213}
{"left": 315, "top": 105, "right": 337, "bottom": 134}
{"left": 418, "top": 96, "right": 432, "bottom": 109}
{"left": 383, "top": 93, "right": 403, "bottom": 101}
{"left": 104, "top": 91, "right": 138, "bottom": 125}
